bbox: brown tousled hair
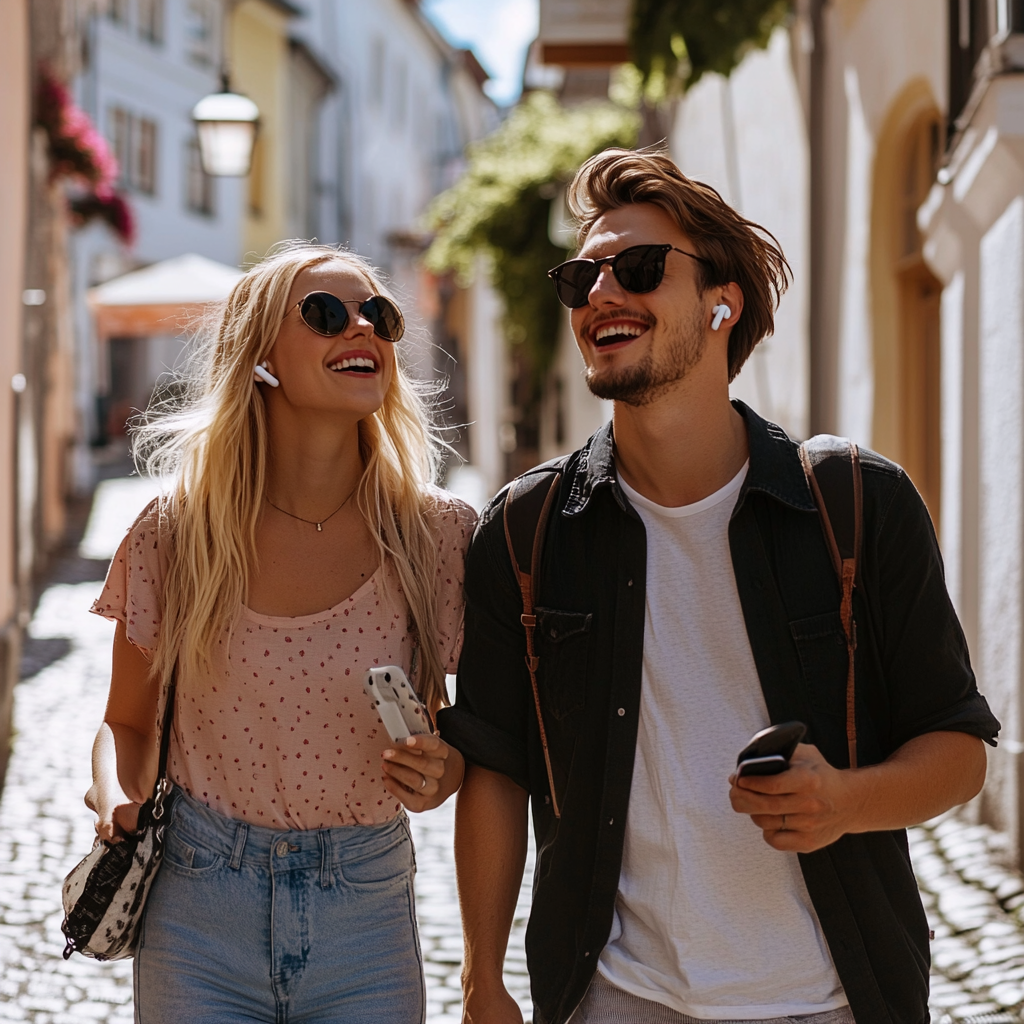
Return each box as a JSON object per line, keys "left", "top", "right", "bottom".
{"left": 566, "top": 148, "right": 792, "bottom": 381}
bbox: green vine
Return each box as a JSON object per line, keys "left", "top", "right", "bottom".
{"left": 423, "top": 92, "right": 639, "bottom": 380}
{"left": 629, "top": 0, "right": 792, "bottom": 93}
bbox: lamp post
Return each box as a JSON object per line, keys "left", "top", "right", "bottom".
{"left": 192, "top": 75, "right": 259, "bottom": 177}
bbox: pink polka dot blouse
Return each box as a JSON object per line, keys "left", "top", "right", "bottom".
{"left": 91, "top": 494, "right": 477, "bottom": 831}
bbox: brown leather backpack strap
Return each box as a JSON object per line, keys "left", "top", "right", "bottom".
{"left": 503, "top": 471, "right": 564, "bottom": 818}
{"left": 799, "top": 438, "right": 863, "bottom": 769}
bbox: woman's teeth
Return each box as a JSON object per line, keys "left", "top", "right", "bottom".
{"left": 595, "top": 324, "right": 645, "bottom": 344}
{"left": 329, "top": 357, "right": 376, "bottom": 372}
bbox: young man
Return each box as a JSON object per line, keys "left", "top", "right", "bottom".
{"left": 439, "top": 150, "right": 999, "bottom": 1024}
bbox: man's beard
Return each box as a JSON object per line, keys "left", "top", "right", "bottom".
{"left": 584, "top": 306, "right": 707, "bottom": 406}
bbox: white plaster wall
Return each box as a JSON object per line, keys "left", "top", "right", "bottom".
{"left": 939, "top": 270, "right": 965, "bottom": 612}
{"left": 978, "top": 196, "right": 1024, "bottom": 838}
{"left": 835, "top": 65, "right": 875, "bottom": 447}
{"left": 466, "top": 269, "right": 507, "bottom": 498}
{"left": 838, "top": 0, "right": 945, "bottom": 139}
{"left": 670, "top": 29, "right": 809, "bottom": 439}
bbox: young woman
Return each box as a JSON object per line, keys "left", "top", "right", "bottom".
{"left": 85, "top": 242, "right": 475, "bottom": 1023}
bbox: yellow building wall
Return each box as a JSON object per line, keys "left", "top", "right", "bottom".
{"left": 231, "top": 0, "right": 290, "bottom": 262}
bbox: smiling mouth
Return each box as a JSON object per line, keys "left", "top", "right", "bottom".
{"left": 592, "top": 323, "right": 649, "bottom": 349}
{"left": 328, "top": 357, "right": 378, "bottom": 374}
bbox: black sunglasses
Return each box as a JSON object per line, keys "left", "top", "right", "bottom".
{"left": 295, "top": 292, "right": 405, "bottom": 343}
{"left": 547, "top": 243, "right": 711, "bottom": 309}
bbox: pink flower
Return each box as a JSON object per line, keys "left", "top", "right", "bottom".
{"left": 36, "top": 69, "right": 120, "bottom": 188}
{"left": 38, "top": 68, "right": 135, "bottom": 246}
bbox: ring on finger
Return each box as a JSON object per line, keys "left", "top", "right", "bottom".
{"left": 781, "top": 814, "right": 788, "bottom": 831}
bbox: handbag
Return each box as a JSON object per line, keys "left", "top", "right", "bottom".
{"left": 61, "top": 675, "right": 177, "bottom": 960}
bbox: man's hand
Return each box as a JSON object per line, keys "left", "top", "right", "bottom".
{"left": 456, "top": 766, "right": 529, "bottom": 1024}
{"left": 730, "top": 731, "right": 987, "bottom": 853}
{"left": 729, "top": 743, "right": 853, "bottom": 852}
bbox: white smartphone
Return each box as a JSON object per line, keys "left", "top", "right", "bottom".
{"left": 363, "top": 666, "right": 433, "bottom": 743}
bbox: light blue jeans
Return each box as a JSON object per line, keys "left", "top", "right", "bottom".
{"left": 134, "top": 787, "right": 425, "bottom": 1023}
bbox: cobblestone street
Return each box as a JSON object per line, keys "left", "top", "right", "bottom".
{"left": 1, "top": 479, "right": 1023, "bottom": 1024}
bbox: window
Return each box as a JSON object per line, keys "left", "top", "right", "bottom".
{"left": 185, "top": 139, "right": 215, "bottom": 216}
{"left": 107, "top": 107, "right": 158, "bottom": 196}
{"left": 109, "top": 106, "right": 132, "bottom": 189}
{"left": 948, "top": 0, "right": 992, "bottom": 132}
{"left": 134, "top": 118, "right": 158, "bottom": 195}
{"left": 185, "top": 0, "right": 218, "bottom": 68}
{"left": 109, "top": 0, "right": 131, "bottom": 26}
{"left": 137, "top": 0, "right": 164, "bottom": 44}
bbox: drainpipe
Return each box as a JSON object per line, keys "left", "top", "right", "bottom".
{"left": 808, "top": 0, "right": 830, "bottom": 436}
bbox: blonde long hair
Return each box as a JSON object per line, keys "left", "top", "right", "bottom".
{"left": 135, "top": 242, "right": 449, "bottom": 710}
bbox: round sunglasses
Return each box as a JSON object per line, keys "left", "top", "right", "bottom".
{"left": 294, "top": 291, "right": 405, "bottom": 343}
{"left": 547, "top": 243, "right": 711, "bottom": 309}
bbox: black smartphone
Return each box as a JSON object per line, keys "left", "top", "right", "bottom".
{"left": 736, "top": 721, "right": 807, "bottom": 777}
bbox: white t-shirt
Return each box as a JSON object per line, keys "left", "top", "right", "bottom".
{"left": 597, "top": 464, "right": 847, "bottom": 1020}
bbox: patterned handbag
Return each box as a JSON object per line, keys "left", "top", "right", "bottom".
{"left": 60, "top": 677, "right": 176, "bottom": 960}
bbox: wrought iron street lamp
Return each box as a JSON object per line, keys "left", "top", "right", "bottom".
{"left": 192, "top": 79, "right": 259, "bottom": 177}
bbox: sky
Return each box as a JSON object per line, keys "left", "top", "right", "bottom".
{"left": 422, "top": 0, "right": 539, "bottom": 106}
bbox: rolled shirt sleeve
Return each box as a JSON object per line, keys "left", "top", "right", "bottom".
{"left": 438, "top": 501, "right": 532, "bottom": 790}
{"left": 873, "top": 470, "right": 1000, "bottom": 749}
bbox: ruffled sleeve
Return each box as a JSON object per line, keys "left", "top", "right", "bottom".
{"left": 89, "top": 498, "right": 168, "bottom": 654}
{"left": 431, "top": 494, "right": 477, "bottom": 673}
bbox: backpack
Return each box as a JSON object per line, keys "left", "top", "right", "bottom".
{"left": 501, "top": 437, "right": 863, "bottom": 819}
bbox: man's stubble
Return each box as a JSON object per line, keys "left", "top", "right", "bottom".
{"left": 584, "top": 304, "right": 707, "bottom": 406}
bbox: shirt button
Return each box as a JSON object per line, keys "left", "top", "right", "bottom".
{"left": 275, "top": 840, "right": 290, "bottom": 857}
{"left": 617, "top": 708, "right": 625, "bottom": 717}
{"left": 627, "top": 579, "right": 634, "bottom": 587}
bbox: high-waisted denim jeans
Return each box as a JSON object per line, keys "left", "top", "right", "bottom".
{"left": 134, "top": 787, "right": 425, "bottom": 1023}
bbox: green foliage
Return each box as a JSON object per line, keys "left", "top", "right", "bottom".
{"left": 424, "top": 92, "right": 639, "bottom": 378}
{"left": 630, "top": 0, "right": 792, "bottom": 93}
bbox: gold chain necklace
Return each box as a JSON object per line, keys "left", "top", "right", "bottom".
{"left": 265, "top": 484, "right": 357, "bottom": 532}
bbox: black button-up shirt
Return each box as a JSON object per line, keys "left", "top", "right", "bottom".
{"left": 440, "top": 402, "right": 999, "bottom": 1024}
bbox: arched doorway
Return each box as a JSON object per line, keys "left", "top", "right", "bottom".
{"left": 870, "top": 88, "right": 944, "bottom": 527}
{"left": 895, "top": 111, "right": 943, "bottom": 525}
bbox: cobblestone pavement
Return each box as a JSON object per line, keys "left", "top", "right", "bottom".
{"left": 1, "top": 481, "right": 1023, "bottom": 1024}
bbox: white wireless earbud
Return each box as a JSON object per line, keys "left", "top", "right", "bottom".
{"left": 712, "top": 305, "right": 732, "bottom": 331}
{"left": 254, "top": 363, "right": 280, "bottom": 387}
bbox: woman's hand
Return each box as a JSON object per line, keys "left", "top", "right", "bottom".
{"left": 382, "top": 733, "right": 465, "bottom": 812}
{"left": 85, "top": 782, "right": 143, "bottom": 843}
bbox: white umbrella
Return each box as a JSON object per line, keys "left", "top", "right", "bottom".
{"left": 89, "top": 253, "right": 244, "bottom": 338}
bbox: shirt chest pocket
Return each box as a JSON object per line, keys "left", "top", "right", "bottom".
{"left": 790, "top": 611, "right": 849, "bottom": 716}
{"left": 535, "top": 607, "right": 592, "bottom": 720}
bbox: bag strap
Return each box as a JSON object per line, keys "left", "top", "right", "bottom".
{"left": 503, "top": 470, "right": 564, "bottom": 818}
{"left": 798, "top": 436, "right": 863, "bottom": 768}
{"left": 151, "top": 670, "right": 177, "bottom": 819}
